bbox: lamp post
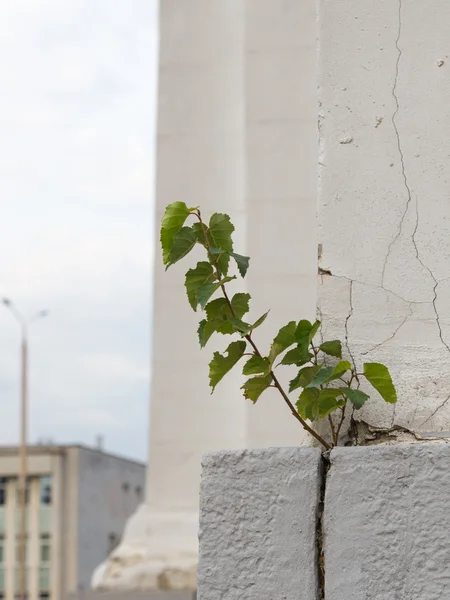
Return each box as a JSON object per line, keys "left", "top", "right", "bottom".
{"left": 2, "top": 299, "right": 47, "bottom": 600}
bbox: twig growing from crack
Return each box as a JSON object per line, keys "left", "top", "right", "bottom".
{"left": 382, "top": 0, "right": 413, "bottom": 288}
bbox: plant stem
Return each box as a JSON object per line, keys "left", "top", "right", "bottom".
{"left": 335, "top": 403, "right": 347, "bottom": 441}
{"left": 328, "top": 415, "right": 337, "bottom": 446}
{"left": 195, "top": 211, "right": 331, "bottom": 450}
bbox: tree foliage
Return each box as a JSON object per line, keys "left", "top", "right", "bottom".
{"left": 161, "top": 203, "right": 398, "bottom": 449}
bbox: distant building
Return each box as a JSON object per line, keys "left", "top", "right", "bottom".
{"left": 0, "top": 444, "right": 146, "bottom": 600}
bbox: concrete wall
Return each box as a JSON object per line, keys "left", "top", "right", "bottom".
{"left": 198, "top": 448, "right": 322, "bottom": 600}
{"left": 318, "top": 0, "right": 450, "bottom": 433}
{"left": 76, "top": 448, "right": 146, "bottom": 592}
{"left": 198, "top": 443, "right": 450, "bottom": 599}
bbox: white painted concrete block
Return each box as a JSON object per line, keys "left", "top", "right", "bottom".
{"left": 324, "top": 444, "right": 450, "bottom": 599}
{"left": 198, "top": 448, "right": 322, "bottom": 600}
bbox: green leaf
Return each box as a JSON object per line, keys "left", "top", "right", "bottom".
{"left": 205, "top": 298, "right": 229, "bottom": 321}
{"left": 208, "top": 213, "right": 234, "bottom": 275}
{"left": 185, "top": 262, "right": 216, "bottom": 311}
{"left": 209, "top": 341, "right": 246, "bottom": 393}
{"left": 243, "top": 356, "right": 271, "bottom": 376}
{"left": 295, "top": 320, "right": 313, "bottom": 348}
{"left": 269, "top": 321, "right": 297, "bottom": 364}
{"left": 289, "top": 365, "right": 321, "bottom": 393}
{"left": 166, "top": 227, "right": 197, "bottom": 268}
{"left": 198, "top": 319, "right": 222, "bottom": 348}
{"left": 319, "top": 340, "right": 342, "bottom": 358}
{"left": 231, "top": 293, "right": 251, "bottom": 319}
{"left": 242, "top": 375, "right": 272, "bottom": 403}
{"left": 339, "top": 388, "right": 370, "bottom": 410}
{"left": 161, "top": 202, "right": 193, "bottom": 265}
{"left": 196, "top": 276, "right": 236, "bottom": 309}
{"left": 307, "top": 366, "right": 335, "bottom": 388}
{"left": 296, "top": 388, "right": 345, "bottom": 421}
{"left": 280, "top": 346, "right": 313, "bottom": 366}
{"left": 363, "top": 363, "right": 397, "bottom": 404}
{"left": 229, "top": 317, "right": 252, "bottom": 335}
{"left": 191, "top": 222, "right": 207, "bottom": 245}
{"left": 306, "top": 361, "right": 352, "bottom": 387}
{"left": 252, "top": 311, "right": 270, "bottom": 330}
{"left": 230, "top": 252, "right": 250, "bottom": 277}
{"left": 309, "top": 320, "right": 321, "bottom": 342}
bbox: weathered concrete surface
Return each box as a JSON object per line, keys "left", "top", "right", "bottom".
{"left": 324, "top": 444, "right": 450, "bottom": 598}
{"left": 318, "top": 0, "right": 450, "bottom": 434}
{"left": 198, "top": 447, "right": 322, "bottom": 600}
{"left": 69, "top": 593, "right": 195, "bottom": 600}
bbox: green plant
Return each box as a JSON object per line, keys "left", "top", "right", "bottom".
{"left": 161, "top": 202, "right": 397, "bottom": 449}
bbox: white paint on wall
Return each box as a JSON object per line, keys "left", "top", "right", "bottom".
{"left": 318, "top": 0, "right": 450, "bottom": 432}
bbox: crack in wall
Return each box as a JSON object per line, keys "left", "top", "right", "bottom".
{"left": 361, "top": 304, "right": 412, "bottom": 356}
{"left": 316, "top": 452, "right": 330, "bottom": 600}
{"left": 382, "top": 0, "right": 412, "bottom": 288}
{"left": 344, "top": 279, "right": 359, "bottom": 381}
{"left": 419, "top": 393, "right": 450, "bottom": 428}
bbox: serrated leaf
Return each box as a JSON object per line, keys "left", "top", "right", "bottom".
{"left": 209, "top": 341, "right": 246, "bottom": 393}
{"left": 296, "top": 388, "right": 345, "bottom": 421}
{"left": 295, "top": 320, "right": 313, "bottom": 349}
{"left": 229, "top": 317, "right": 252, "bottom": 335}
{"left": 309, "top": 320, "right": 321, "bottom": 342}
{"left": 198, "top": 319, "right": 222, "bottom": 348}
{"left": 205, "top": 298, "right": 229, "bottom": 321}
{"left": 280, "top": 346, "right": 313, "bottom": 366}
{"left": 243, "top": 356, "right": 270, "bottom": 376}
{"left": 363, "top": 363, "right": 397, "bottom": 404}
{"left": 289, "top": 365, "right": 321, "bottom": 393}
{"left": 185, "top": 262, "right": 215, "bottom": 311}
{"left": 231, "top": 293, "right": 251, "bottom": 319}
{"left": 230, "top": 252, "right": 250, "bottom": 277}
{"left": 269, "top": 321, "right": 297, "bottom": 364}
{"left": 208, "top": 213, "right": 234, "bottom": 275}
{"left": 161, "top": 202, "right": 192, "bottom": 265}
{"left": 319, "top": 340, "right": 342, "bottom": 358}
{"left": 192, "top": 222, "right": 209, "bottom": 246}
{"left": 252, "top": 311, "right": 270, "bottom": 330}
{"left": 196, "top": 276, "right": 236, "bottom": 309}
{"left": 242, "top": 375, "right": 272, "bottom": 403}
{"left": 339, "top": 388, "right": 370, "bottom": 409}
{"left": 307, "top": 366, "right": 335, "bottom": 388}
{"left": 327, "top": 360, "right": 352, "bottom": 382}
{"left": 166, "top": 226, "right": 197, "bottom": 268}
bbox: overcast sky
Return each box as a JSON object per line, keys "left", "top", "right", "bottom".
{"left": 0, "top": 1, "right": 157, "bottom": 461}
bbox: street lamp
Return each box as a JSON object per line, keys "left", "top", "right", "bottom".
{"left": 2, "top": 299, "right": 47, "bottom": 600}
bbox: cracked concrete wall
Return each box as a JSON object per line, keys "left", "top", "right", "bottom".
{"left": 198, "top": 444, "right": 450, "bottom": 599}
{"left": 324, "top": 444, "right": 450, "bottom": 598}
{"left": 197, "top": 448, "right": 322, "bottom": 600}
{"left": 318, "top": 0, "right": 450, "bottom": 432}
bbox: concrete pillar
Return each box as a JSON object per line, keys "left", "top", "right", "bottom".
{"left": 28, "top": 478, "right": 39, "bottom": 600}
{"left": 93, "top": 0, "right": 317, "bottom": 590}
{"left": 318, "top": 0, "right": 450, "bottom": 432}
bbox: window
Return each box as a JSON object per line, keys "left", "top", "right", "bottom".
{"left": 40, "top": 476, "right": 52, "bottom": 505}
{"left": 0, "top": 534, "right": 4, "bottom": 563}
{"left": 0, "top": 479, "right": 7, "bottom": 506}
{"left": 40, "top": 534, "right": 51, "bottom": 563}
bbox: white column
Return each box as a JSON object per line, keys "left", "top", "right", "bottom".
{"left": 5, "top": 478, "right": 15, "bottom": 600}
{"left": 93, "top": 0, "right": 247, "bottom": 590}
{"left": 93, "top": 0, "right": 318, "bottom": 590}
{"left": 318, "top": 0, "right": 450, "bottom": 432}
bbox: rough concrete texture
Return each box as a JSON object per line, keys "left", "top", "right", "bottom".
{"left": 318, "top": 0, "right": 450, "bottom": 434}
{"left": 69, "top": 593, "right": 195, "bottom": 600}
{"left": 198, "top": 447, "right": 322, "bottom": 600}
{"left": 325, "top": 444, "right": 450, "bottom": 598}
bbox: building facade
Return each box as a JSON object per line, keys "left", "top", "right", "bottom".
{"left": 0, "top": 445, "right": 145, "bottom": 600}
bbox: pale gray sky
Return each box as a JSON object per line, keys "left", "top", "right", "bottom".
{"left": 0, "top": 0, "right": 157, "bottom": 461}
